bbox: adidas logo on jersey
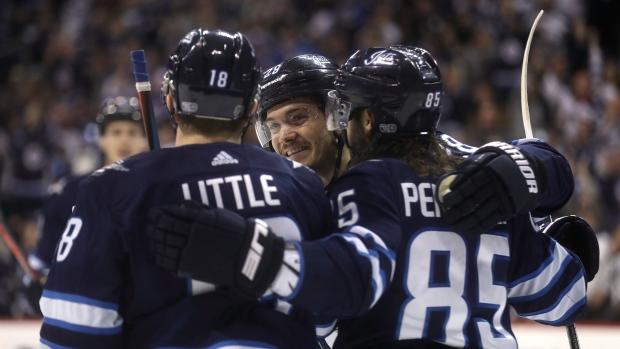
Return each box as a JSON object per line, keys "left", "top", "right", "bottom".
{"left": 211, "top": 151, "right": 239, "bottom": 166}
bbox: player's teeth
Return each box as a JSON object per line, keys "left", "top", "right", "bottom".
{"left": 287, "top": 147, "right": 306, "bottom": 156}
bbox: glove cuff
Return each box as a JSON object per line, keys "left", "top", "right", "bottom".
{"left": 271, "top": 243, "right": 301, "bottom": 298}
{"left": 235, "top": 219, "right": 285, "bottom": 299}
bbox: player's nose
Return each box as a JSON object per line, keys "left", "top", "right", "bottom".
{"left": 278, "top": 126, "right": 299, "bottom": 144}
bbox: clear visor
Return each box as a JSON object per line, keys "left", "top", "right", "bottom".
{"left": 255, "top": 105, "right": 321, "bottom": 148}
{"left": 325, "top": 90, "right": 351, "bottom": 131}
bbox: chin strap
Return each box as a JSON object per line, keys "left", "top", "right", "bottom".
{"left": 240, "top": 122, "right": 250, "bottom": 144}
{"left": 327, "top": 132, "right": 346, "bottom": 188}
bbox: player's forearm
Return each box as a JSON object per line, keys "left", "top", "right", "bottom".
{"left": 507, "top": 239, "right": 587, "bottom": 326}
{"left": 271, "top": 230, "right": 394, "bottom": 317}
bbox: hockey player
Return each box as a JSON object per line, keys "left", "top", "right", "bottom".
{"left": 39, "top": 28, "right": 333, "bottom": 349}
{"left": 147, "top": 46, "right": 599, "bottom": 348}
{"left": 30, "top": 96, "right": 147, "bottom": 274}
{"left": 255, "top": 52, "right": 574, "bottom": 227}
{"left": 255, "top": 54, "right": 349, "bottom": 187}
{"left": 25, "top": 96, "right": 146, "bottom": 315}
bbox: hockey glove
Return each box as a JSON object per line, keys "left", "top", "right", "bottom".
{"left": 437, "top": 142, "right": 548, "bottom": 235}
{"left": 147, "top": 200, "right": 285, "bottom": 299}
{"left": 543, "top": 215, "right": 599, "bottom": 282}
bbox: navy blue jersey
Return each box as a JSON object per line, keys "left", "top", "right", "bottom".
{"left": 30, "top": 174, "right": 89, "bottom": 271}
{"left": 437, "top": 132, "right": 574, "bottom": 217}
{"left": 39, "top": 143, "right": 334, "bottom": 349}
{"left": 286, "top": 158, "right": 586, "bottom": 349}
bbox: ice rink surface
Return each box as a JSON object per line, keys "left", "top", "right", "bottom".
{"left": 2, "top": 318, "right": 618, "bottom": 349}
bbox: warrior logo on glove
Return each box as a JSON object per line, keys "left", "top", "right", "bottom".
{"left": 486, "top": 142, "right": 539, "bottom": 194}
{"left": 436, "top": 141, "right": 548, "bottom": 235}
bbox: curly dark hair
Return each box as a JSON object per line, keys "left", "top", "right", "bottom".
{"left": 349, "top": 133, "right": 460, "bottom": 179}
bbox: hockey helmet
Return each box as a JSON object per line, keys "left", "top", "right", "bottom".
{"left": 161, "top": 28, "right": 261, "bottom": 124}
{"left": 255, "top": 54, "right": 338, "bottom": 148}
{"left": 326, "top": 46, "right": 442, "bottom": 138}
{"left": 96, "top": 96, "right": 142, "bottom": 134}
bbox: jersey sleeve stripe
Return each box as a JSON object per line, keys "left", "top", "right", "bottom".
{"left": 40, "top": 337, "right": 78, "bottom": 349}
{"left": 40, "top": 294, "right": 123, "bottom": 331}
{"left": 342, "top": 225, "right": 398, "bottom": 307}
{"left": 347, "top": 225, "right": 396, "bottom": 260}
{"left": 341, "top": 234, "right": 384, "bottom": 308}
{"left": 42, "top": 317, "right": 122, "bottom": 335}
{"left": 41, "top": 290, "right": 119, "bottom": 310}
{"left": 507, "top": 241, "right": 569, "bottom": 297}
{"left": 518, "top": 274, "right": 586, "bottom": 322}
{"left": 507, "top": 256, "right": 572, "bottom": 303}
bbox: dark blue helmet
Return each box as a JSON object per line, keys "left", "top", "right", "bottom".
{"left": 96, "top": 96, "right": 142, "bottom": 134}
{"left": 326, "top": 46, "right": 442, "bottom": 138}
{"left": 255, "top": 54, "right": 338, "bottom": 147}
{"left": 161, "top": 28, "right": 261, "bottom": 124}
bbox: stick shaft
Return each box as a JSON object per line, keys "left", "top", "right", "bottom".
{"left": 566, "top": 324, "right": 581, "bottom": 349}
{"left": 520, "top": 10, "right": 544, "bottom": 139}
{"left": 131, "top": 50, "right": 160, "bottom": 150}
{"left": 522, "top": 11, "right": 583, "bottom": 348}
{"left": 0, "top": 222, "right": 40, "bottom": 282}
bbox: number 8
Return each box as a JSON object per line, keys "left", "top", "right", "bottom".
{"left": 56, "top": 218, "right": 83, "bottom": 262}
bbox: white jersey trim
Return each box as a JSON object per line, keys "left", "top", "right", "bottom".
{"left": 507, "top": 241, "right": 570, "bottom": 299}
{"left": 40, "top": 291, "right": 123, "bottom": 332}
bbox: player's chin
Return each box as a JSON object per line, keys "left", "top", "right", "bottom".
{"left": 116, "top": 150, "right": 133, "bottom": 159}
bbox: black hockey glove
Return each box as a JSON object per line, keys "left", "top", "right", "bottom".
{"left": 147, "top": 200, "right": 285, "bottom": 299}
{"left": 437, "top": 142, "right": 548, "bottom": 235}
{"left": 543, "top": 215, "right": 599, "bottom": 282}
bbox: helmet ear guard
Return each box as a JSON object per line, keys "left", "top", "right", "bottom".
{"left": 326, "top": 90, "right": 352, "bottom": 132}
{"left": 160, "top": 70, "right": 177, "bottom": 128}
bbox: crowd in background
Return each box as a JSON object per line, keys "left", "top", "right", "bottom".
{"left": 0, "top": 0, "right": 619, "bottom": 321}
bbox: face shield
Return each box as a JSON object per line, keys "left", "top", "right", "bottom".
{"left": 325, "top": 90, "right": 352, "bottom": 131}
{"left": 255, "top": 105, "right": 321, "bottom": 148}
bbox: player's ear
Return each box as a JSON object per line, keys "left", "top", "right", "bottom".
{"left": 165, "top": 94, "right": 179, "bottom": 124}
{"left": 165, "top": 94, "right": 175, "bottom": 114}
{"left": 362, "top": 109, "right": 374, "bottom": 134}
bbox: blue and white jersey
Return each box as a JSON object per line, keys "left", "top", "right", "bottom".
{"left": 39, "top": 142, "right": 334, "bottom": 349}
{"left": 287, "top": 158, "right": 586, "bottom": 349}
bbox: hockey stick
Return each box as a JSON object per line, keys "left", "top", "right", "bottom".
{"left": 521, "top": 10, "right": 581, "bottom": 349}
{"left": 130, "top": 50, "right": 161, "bottom": 150}
{"left": 0, "top": 221, "right": 40, "bottom": 283}
{"left": 520, "top": 10, "right": 543, "bottom": 139}
{"left": 566, "top": 324, "right": 581, "bottom": 349}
